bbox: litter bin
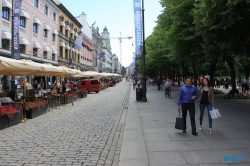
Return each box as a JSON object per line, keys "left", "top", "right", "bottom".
{"left": 136, "top": 87, "right": 143, "bottom": 101}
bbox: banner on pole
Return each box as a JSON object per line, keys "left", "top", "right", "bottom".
{"left": 133, "top": 0, "right": 142, "bottom": 59}
{"left": 13, "top": 0, "right": 22, "bottom": 60}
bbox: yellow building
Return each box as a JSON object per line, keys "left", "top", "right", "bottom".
{"left": 54, "top": 2, "right": 82, "bottom": 70}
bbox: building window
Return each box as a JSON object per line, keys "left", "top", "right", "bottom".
{"left": 52, "top": 12, "right": 56, "bottom": 21}
{"left": 20, "top": 16, "right": 25, "bottom": 27}
{"left": 60, "top": 47, "right": 63, "bottom": 58}
{"left": 52, "top": 54, "right": 55, "bottom": 61}
{"left": 65, "top": 49, "right": 68, "bottom": 59}
{"left": 20, "top": 44, "right": 26, "bottom": 53}
{"left": 34, "top": 0, "right": 39, "bottom": 8}
{"left": 2, "top": 7, "right": 9, "bottom": 20}
{"left": 43, "top": 29, "right": 47, "bottom": 38}
{"left": 2, "top": 39, "right": 10, "bottom": 50}
{"left": 60, "top": 26, "right": 63, "bottom": 33}
{"left": 52, "top": 34, "right": 55, "bottom": 42}
{"left": 44, "top": 5, "right": 48, "bottom": 15}
{"left": 74, "top": 36, "right": 76, "bottom": 40}
{"left": 43, "top": 51, "right": 47, "bottom": 59}
{"left": 33, "top": 48, "right": 38, "bottom": 56}
{"left": 70, "top": 33, "right": 73, "bottom": 38}
{"left": 65, "top": 30, "right": 68, "bottom": 37}
{"left": 33, "top": 23, "right": 38, "bottom": 33}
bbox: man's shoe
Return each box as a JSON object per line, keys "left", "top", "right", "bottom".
{"left": 183, "top": 130, "right": 186, "bottom": 133}
{"left": 192, "top": 132, "right": 198, "bottom": 136}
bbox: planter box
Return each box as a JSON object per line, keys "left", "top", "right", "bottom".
{"left": 9, "top": 111, "right": 22, "bottom": 127}
{"left": 0, "top": 115, "right": 9, "bottom": 130}
{"left": 26, "top": 104, "right": 48, "bottom": 119}
{"left": 0, "top": 112, "right": 21, "bottom": 130}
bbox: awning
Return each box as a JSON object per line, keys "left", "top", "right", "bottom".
{"left": 71, "top": 47, "right": 75, "bottom": 52}
{"left": 52, "top": 48, "right": 58, "bottom": 55}
{"left": 20, "top": 10, "right": 30, "bottom": 19}
{"left": 65, "top": 44, "right": 70, "bottom": 49}
{"left": 33, "top": 42, "right": 41, "bottom": 49}
{"left": 2, "top": 31, "right": 11, "bottom": 40}
{"left": 19, "top": 38, "right": 30, "bottom": 46}
{"left": 60, "top": 21, "right": 65, "bottom": 27}
{"left": 60, "top": 42, "right": 65, "bottom": 47}
{"left": 44, "top": 24, "right": 50, "bottom": 31}
{"left": 2, "top": 0, "right": 11, "bottom": 9}
{"left": 65, "top": 26, "right": 70, "bottom": 30}
{"left": 52, "top": 29, "right": 58, "bottom": 35}
{"left": 43, "top": 46, "right": 51, "bottom": 52}
{"left": 34, "top": 18, "right": 42, "bottom": 25}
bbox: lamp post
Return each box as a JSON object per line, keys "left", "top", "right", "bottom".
{"left": 10, "top": 0, "right": 15, "bottom": 100}
{"left": 141, "top": 0, "right": 147, "bottom": 102}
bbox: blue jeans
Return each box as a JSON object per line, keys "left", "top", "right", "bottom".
{"left": 199, "top": 104, "right": 212, "bottom": 128}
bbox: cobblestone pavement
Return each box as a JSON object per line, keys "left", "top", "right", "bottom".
{"left": 0, "top": 80, "right": 130, "bottom": 166}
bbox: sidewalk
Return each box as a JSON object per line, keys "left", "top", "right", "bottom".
{"left": 119, "top": 85, "right": 250, "bottom": 166}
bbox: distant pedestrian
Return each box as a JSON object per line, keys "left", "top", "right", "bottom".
{"left": 198, "top": 78, "right": 214, "bottom": 135}
{"left": 156, "top": 78, "right": 161, "bottom": 90}
{"left": 177, "top": 77, "right": 200, "bottom": 136}
{"left": 137, "top": 79, "right": 141, "bottom": 88}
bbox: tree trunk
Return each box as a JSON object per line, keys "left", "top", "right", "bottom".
{"left": 177, "top": 67, "right": 180, "bottom": 85}
{"left": 192, "top": 63, "right": 198, "bottom": 87}
{"left": 209, "top": 58, "right": 218, "bottom": 88}
{"left": 226, "top": 59, "right": 238, "bottom": 94}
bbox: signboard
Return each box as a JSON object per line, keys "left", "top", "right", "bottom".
{"left": 13, "top": 0, "right": 23, "bottom": 60}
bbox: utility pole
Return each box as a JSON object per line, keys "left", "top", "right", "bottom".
{"left": 111, "top": 32, "right": 132, "bottom": 65}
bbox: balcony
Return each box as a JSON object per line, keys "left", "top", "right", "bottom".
{"left": 0, "top": 48, "right": 58, "bottom": 65}
{"left": 58, "top": 57, "right": 69, "bottom": 64}
{"left": 58, "top": 31, "right": 75, "bottom": 44}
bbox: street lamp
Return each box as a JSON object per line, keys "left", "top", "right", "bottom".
{"left": 141, "top": 0, "right": 147, "bottom": 102}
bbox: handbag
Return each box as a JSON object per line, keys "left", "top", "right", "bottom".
{"left": 210, "top": 109, "right": 221, "bottom": 119}
{"left": 175, "top": 111, "right": 184, "bottom": 130}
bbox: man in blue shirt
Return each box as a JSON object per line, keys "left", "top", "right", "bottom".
{"left": 177, "top": 77, "right": 200, "bottom": 136}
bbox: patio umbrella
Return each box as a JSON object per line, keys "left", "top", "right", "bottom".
{"left": 99, "top": 72, "right": 114, "bottom": 77}
{"left": 73, "top": 71, "right": 101, "bottom": 77}
{"left": 0, "top": 57, "right": 43, "bottom": 75}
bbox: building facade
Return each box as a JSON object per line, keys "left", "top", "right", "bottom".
{"left": 75, "top": 12, "right": 93, "bottom": 71}
{"left": 1, "top": 0, "right": 60, "bottom": 65}
{"left": 92, "top": 26, "right": 102, "bottom": 71}
{"left": 101, "top": 26, "right": 112, "bottom": 72}
{"left": 55, "top": 2, "right": 82, "bottom": 70}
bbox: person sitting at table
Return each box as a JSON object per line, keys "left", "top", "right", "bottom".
{"left": 0, "top": 92, "right": 12, "bottom": 104}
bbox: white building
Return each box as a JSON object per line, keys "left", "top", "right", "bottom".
{"left": 75, "top": 12, "right": 93, "bottom": 70}
{"left": 100, "top": 26, "right": 112, "bottom": 72}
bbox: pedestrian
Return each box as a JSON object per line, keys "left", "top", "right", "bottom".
{"left": 40, "top": 78, "right": 44, "bottom": 90}
{"left": 133, "top": 79, "right": 136, "bottom": 90}
{"left": 137, "top": 79, "right": 141, "bottom": 88}
{"left": 177, "top": 77, "right": 200, "bottom": 136}
{"left": 198, "top": 78, "right": 214, "bottom": 135}
{"left": 245, "top": 78, "right": 249, "bottom": 94}
{"left": 156, "top": 77, "right": 161, "bottom": 90}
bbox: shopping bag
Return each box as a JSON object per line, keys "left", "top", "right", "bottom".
{"left": 210, "top": 109, "right": 221, "bottom": 119}
{"left": 175, "top": 112, "right": 184, "bottom": 130}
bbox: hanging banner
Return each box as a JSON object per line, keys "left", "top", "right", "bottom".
{"left": 13, "top": 0, "right": 22, "bottom": 60}
{"left": 133, "top": 0, "right": 142, "bottom": 59}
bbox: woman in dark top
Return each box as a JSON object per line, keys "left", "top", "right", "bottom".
{"left": 198, "top": 78, "right": 215, "bottom": 135}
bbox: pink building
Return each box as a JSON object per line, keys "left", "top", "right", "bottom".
{"left": 0, "top": 0, "right": 60, "bottom": 65}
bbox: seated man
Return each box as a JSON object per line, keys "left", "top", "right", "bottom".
{"left": 0, "top": 92, "right": 12, "bottom": 104}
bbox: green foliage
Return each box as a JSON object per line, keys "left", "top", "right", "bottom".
{"left": 144, "top": 0, "right": 250, "bottom": 86}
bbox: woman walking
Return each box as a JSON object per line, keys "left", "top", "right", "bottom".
{"left": 198, "top": 78, "right": 215, "bottom": 135}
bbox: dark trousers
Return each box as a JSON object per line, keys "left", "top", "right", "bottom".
{"left": 157, "top": 84, "right": 161, "bottom": 90}
{"left": 181, "top": 103, "right": 196, "bottom": 133}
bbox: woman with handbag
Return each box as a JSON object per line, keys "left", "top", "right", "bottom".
{"left": 198, "top": 78, "right": 215, "bottom": 135}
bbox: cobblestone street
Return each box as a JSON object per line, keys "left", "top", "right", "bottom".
{"left": 0, "top": 80, "right": 130, "bottom": 166}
